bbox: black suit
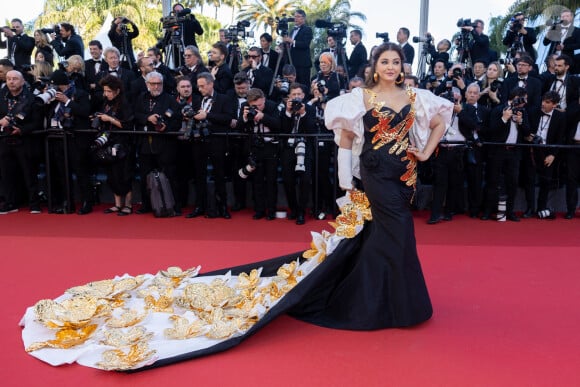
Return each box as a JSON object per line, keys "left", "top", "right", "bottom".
{"left": 93, "top": 67, "right": 136, "bottom": 112}
{"left": 261, "top": 49, "right": 279, "bottom": 74}
{"left": 348, "top": 43, "right": 368, "bottom": 78}
{"left": 244, "top": 64, "right": 274, "bottom": 96}
{"left": 196, "top": 92, "right": 236, "bottom": 215}
{"left": 543, "top": 25, "right": 580, "bottom": 72}
{"left": 482, "top": 104, "right": 531, "bottom": 216}
{"left": 0, "top": 33, "right": 34, "bottom": 69}
{"left": 541, "top": 74, "right": 580, "bottom": 120}
{"left": 503, "top": 27, "right": 537, "bottom": 60}
{"left": 84, "top": 58, "right": 108, "bottom": 88}
{"left": 179, "top": 15, "right": 203, "bottom": 48}
{"left": 523, "top": 109, "right": 566, "bottom": 211}
{"left": 51, "top": 34, "right": 84, "bottom": 59}
{"left": 468, "top": 31, "right": 490, "bottom": 64}
{"left": 400, "top": 42, "right": 414, "bottom": 65}
{"left": 108, "top": 21, "right": 139, "bottom": 69}
{"left": 289, "top": 25, "right": 313, "bottom": 86}
{"left": 458, "top": 103, "right": 491, "bottom": 216}
{"left": 500, "top": 75, "right": 542, "bottom": 113}
{"left": 212, "top": 63, "right": 234, "bottom": 95}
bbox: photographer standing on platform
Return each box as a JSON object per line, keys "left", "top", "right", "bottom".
{"left": 283, "top": 9, "right": 313, "bottom": 87}
{"left": 108, "top": 16, "right": 139, "bottom": 70}
{"left": 0, "top": 19, "right": 34, "bottom": 70}
{"left": 503, "top": 12, "right": 537, "bottom": 62}
{"left": 50, "top": 23, "right": 84, "bottom": 60}
{"left": 172, "top": 3, "right": 203, "bottom": 49}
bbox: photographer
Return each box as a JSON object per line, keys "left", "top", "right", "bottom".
{"left": 108, "top": 16, "right": 139, "bottom": 70}
{"left": 270, "top": 64, "right": 297, "bottom": 105}
{"left": 186, "top": 72, "right": 235, "bottom": 219}
{"left": 209, "top": 42, "right": 234, "bottom": 95}
{"left": 396, "top": 27, "right": 414, "bottom": 65}
{"left": 311, "top": 54, "right": 343, "bottom": 104}
{"left": 348, "top": 29, "right": 368, "bottom": 79}
{"left": 521, "top": 91, "right": 566, "bottom": 219}
{"left": 0, "top": 18, "right": 34, "bottom": 70}
{"left": 481, "top": 87, "right": 531, "bottom": 221}
{"left": 176, "top": 46, "right": 208, "bottom": 94}
{"left": 500, "top": 55, "right": 541, "bottom": 114}
{"left": 44, "top": 70, "right": 92, "bottom": 215}
{"left": 426, "top": 37, "right": 451, "bottom": 71}
{"left": 50, "top": 23, "right": 84, "bottom": 60}
{"left": 236, "top": 88, "right": 281, "bottom": 220}
{"left": 243, "top": 47, "right": 274, "bottom": 97}
{"left": 94, "top": 75, "right": 135, "bottom": 216}
{"left": 283, "top": 9, "right": 313, "bottom": 86}
{"left": 503, "top": 12, "right": 537, "bottom": 61}
{"left": 259, "top": 33, "right": 278, "bottom": 74}
{"left": 33, "top": 29, "right": 55, "bottom": 66}
{"left": 280, "top": 83, "right": 316, "bottom": 225}
{"left": 434, "top": 63, "right": 471, "bottom": 98}
{"left": 0, "top": 70, "right": 42, "bottom": 214}
{"left": 478, "top": 61, "right": 503, "bottom": 109}
{"left": 461, "top": 19, "right": 490, "bottom": 64}
{"left": 173, "top": 76, "right": 201, "bottom": 211}
{"left": 133, "top": 71, "right": 182, "bottom": 216}
{"left": 172, "top": 3, "right": 203, "bottom": 49}
{"left": 420, "top": 59, "right": 447, "bottom": 92}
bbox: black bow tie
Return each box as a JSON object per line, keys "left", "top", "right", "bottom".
{"left": 542, "top": 112, "right": 551, "bottom": 117}
{"left": 109, "top": 69, "right": 118, "bottom": 73}
{"left": 519, "top": 77, "right": 527, "bottom": 81}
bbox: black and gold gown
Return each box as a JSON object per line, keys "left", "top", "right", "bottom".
{"left": 20, "top": 88, "right": 447, "bottom": 371}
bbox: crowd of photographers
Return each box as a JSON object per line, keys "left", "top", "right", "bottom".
{"left": 0, "top": 6, "right": 579, "bottom": 223}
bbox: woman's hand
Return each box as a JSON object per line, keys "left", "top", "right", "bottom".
{"left": 407, "top": 145, "right": 430, "bottom": 161}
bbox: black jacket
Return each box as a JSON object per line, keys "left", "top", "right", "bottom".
{"left": 108, "top": 21, "right": 139, "bottom": 67}
{"left": 134, "top": 91, "right": 182, "bottom": 154}
{"left": 0, "top": 33, "right": 34, "bottom": 69}
{"left": 51, "top": 33, "right": 84, "bottom": 59}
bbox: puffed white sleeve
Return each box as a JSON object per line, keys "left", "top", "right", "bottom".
{"left": 410, "top": 88, "right": 454, "bottom": 151}
{"left": 324, "top": 87, "right": 366, "bottom": 178}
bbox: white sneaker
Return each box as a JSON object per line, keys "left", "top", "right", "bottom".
{"left": 0, "top": 205, "right": 18, "bottom": 215}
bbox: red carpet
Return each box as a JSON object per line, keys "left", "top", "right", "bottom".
{"left": 2, "top": 207, "right": 579, "bottom": 386}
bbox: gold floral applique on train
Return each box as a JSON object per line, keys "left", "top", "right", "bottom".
{"left": 364, "top": 87, "right": 418, "bottom": 191}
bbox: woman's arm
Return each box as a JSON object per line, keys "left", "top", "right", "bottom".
{"left": 408, "top": 113, "right": 445, "bottom": 161}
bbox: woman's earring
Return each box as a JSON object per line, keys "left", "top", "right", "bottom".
{"left": 373, "top": 72, "right": 378, "bottom": 82}
{"left": 396, "top": 72, "right": 405, "bottom": 85}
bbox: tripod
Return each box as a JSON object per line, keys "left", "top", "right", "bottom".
{"left": 416, "top": 43, "right": 430, "bottom": 81}
{"left": 119, "top": 29, "right": 133, "bottom": 71}
{"left": 336, "top": 39, "right": 350, "bottom": 84}
{"left": 227, "top": 42, "right": 242, "bottom": 74}
{"left": 269, "top": 41, "right": 293, "bottom": 95}
{"left": 162, "top": 26, "right": 185, "bottom": 69}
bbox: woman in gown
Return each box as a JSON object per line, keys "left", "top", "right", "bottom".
{"left": 20, "top": 43, "right": 453, "bottom": 371}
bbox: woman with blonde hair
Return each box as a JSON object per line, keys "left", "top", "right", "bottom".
{"left": 64, "top": 54, "right": 88, "bottom": 91}
{"left": 478, "top": 60, "right": 504, "bottom": 108}
{"left": 33, "top": 29, "right": 54, "bottom": 65}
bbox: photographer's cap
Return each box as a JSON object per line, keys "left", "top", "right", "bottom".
{"left": 50, "top": 70, "right": 70, "bottom": 86}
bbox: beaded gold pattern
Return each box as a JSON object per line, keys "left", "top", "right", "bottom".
{"left": 364, "top": 87, "right": 418, "bottom": 190}
{"left": 23, "top": 191, "right": 374, "bottom": 371}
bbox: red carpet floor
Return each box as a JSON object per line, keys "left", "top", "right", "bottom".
{"left": 2, "top": 207, "right": 579, "bottom": 387}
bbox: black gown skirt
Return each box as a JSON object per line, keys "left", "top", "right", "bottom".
{"left": 148, "top": 106, "right": 433, "bottom": 369}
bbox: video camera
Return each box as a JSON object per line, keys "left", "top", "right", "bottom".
{"left": 160, "top": 8, "right": 193, "bottom": 29}
{"left": 315, "top": 19, "right": 347, "bottom": 40}
{"left": 276, "top": 15, "right": 295, "bottom": 37}
{"left": 224, "top": 20, "right": 253, "bottom": 43}
{"left": 413, "top": 33, "right": 433, "bottom": 44}
{"left": 376, "top": 32, "right": 389, "bottom": 43}
{"left": 40, "top": 24, "right": 61, "bottom": 36}
{"left": 457, "top": 18, "right": 477, "bottom": 29}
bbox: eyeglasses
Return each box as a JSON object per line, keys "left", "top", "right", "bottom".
{"left": 248, "top": 55, "right": 260, "bottom": 59}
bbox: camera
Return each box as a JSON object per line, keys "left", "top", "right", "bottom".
{"left": 0, "top": 112, "right": 26, "bottom": 136}
{"left": 489, "top": 79, "right": 503, "bottom": 92}
{"left": 41, "top": 24, "right": 61, "bottom": 36}
{"left": 510, "top": 16, "right": 523, "bottom": 32}
{"left": 1, "top": 26, "right": 17, "bottom": 34}
{"left": 529, "top": 134, "right": 543, "bottom": 145}
{"left": 193, "top": 120, "right": 210, "bottom": 140}
{"left": 154, "top": 109, "right": 173, "bottom": 131}
{"left": 161, "top": 8, "right": 193, "bottom": 29}
{"left": 276, "top": 76, "right": 290, "bottom": 96}
{"left": 314, "top": 19, "right": 347, "bottom": 40}
{"left": 537, "top": 208, "right": 555, "bottom": 219}
{"left": 290, "top": 98, "right": 303, "bottom": 114}
{"left": 276, "top": 15, "right": 295, "bottom": 37}
{"left": 224, "top": 20, "right": 253, "bottom": 43}
{"left": 413, "top": 34, "right": 433, "bottom": 44}
{"left": 452, "top": 68, "right": 463, "bottom": 78}
{"left": 247, "top": 106, "right": 258, "bottom": 121}
{"left": 457, "top": 18, "right": 476, "bottom": 28}
{"left": 294, "top": 140, "right": 306, "bottom": 173}
{"left": 316, "top": 79, "right": 326, "bottom": 94}
{"left": 94, "top": 131, "right": 110, "bottom": 148}
{"left": 376, "top": 32, "right": 389, "bottom": 42}
{"left": 35, "top": 86, "right": 58, "bottom": 105}
{"left": 238, "top": 155, "right": 257, "bottom": 179}
{"left": 90, "top": 114, "right": 102, "bottom": 130}
{"left": 509, "top": 97, "right": 526, "bottom": 115}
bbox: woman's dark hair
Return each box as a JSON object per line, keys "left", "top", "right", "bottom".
{"left": 365, "top": 42, "right": 406, "bottom": 88}
{"left": 99, "top": 74, "right": 124, "bottom": 111}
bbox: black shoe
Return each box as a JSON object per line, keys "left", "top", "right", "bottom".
{"left": 186, "top": 207, "right": 205, "bottom": 218}
{"left": 443, "top": 214, "right": 453, "bottom": 221}
{"left": 77, "top": 202, "right": 93, "bottom": 215}
{"left": 266, "top": 211, "right": 276, "bottom": 221}
{"left": 0, "top": 204, "right": 18, "bottom": 215}
{"left": 522, "top": 208, "right": 534, "bottom": 219}
{"left": 506, "top": 212, "right": 520, "bottom": 222}
{"left": 253, "top": 211, "right": 265, "bottom": 220}
{"left": 480, "top": 212, "right": 491, "bottom": 221}
{"left": 427, "top": 216, "right": 441, "bottom": 225}
{"left": 565, "top": 211, "right": 575, "bottom": 219}
{"left": 136, "top": 206, "right": 152, "bottom": 215}
{"left": 221, "top": 208, "right": 231, "bottom": 219}
{"left": 231, "top": 202, "right": 245, "bottom": 211}
{"left": 296, "top": 214, "right": 305, "bottom": 225}
{"left": 29, "top": 205, "right": 42, "bottom": 214}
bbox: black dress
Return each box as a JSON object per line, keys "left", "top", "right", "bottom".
{"left": 21, "top": 93, "right": 435, "bottom": 371}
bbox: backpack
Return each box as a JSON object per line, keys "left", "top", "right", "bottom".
{"left": 146, "top": 170, "right": 175, "bottom": 218}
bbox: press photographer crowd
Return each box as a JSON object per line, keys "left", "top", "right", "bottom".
{"left": 0, "top": 6, "right": 579, "bottom": 224}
